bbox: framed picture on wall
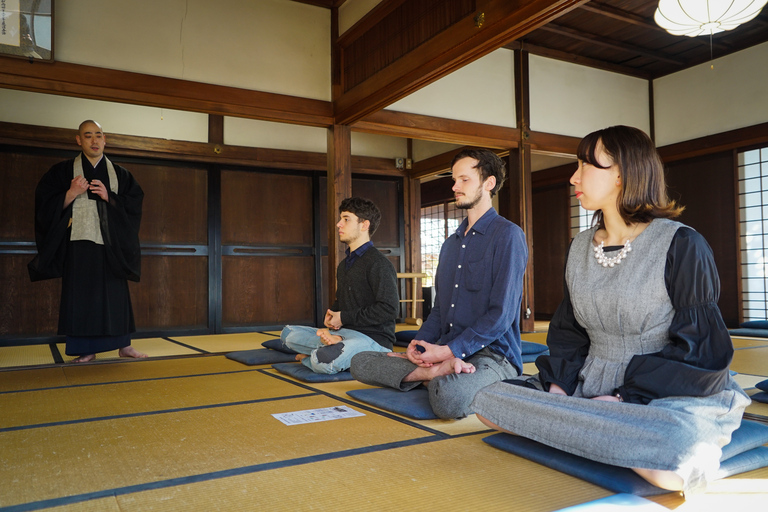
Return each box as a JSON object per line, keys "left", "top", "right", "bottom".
{"left": 0, "top": 0, "right": 53, "bottom": 62}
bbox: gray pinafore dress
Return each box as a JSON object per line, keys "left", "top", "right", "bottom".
{"left": 472, "top": 219, "right": 749, "bottom": 480}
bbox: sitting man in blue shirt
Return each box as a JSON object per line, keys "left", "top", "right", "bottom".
{"left": 351, "top": 149, "right": 528, "bottom": 418}
{"left": 280, "top": 197, "right": 399, "bottom": 374}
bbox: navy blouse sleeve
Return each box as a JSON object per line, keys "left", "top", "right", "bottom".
{"left": 535, "top": 243, "right": 591, "bottom": 395}
{"left": 617, "top": 227, "right": 733, "bottom": 404}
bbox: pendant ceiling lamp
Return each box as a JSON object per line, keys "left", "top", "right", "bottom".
{"left": 655, "top": 0, "right": 768, "bottom": 36}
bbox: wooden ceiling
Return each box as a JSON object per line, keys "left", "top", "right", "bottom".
{"left": 300, "top": 0, "right": 768, "bottom": 80}
{"left": 509, "top": 0, "right": 768, "bottom": 79}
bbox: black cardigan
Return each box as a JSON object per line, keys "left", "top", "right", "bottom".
{"left": 332, "top": 247, "right": 399, "bottom": 349}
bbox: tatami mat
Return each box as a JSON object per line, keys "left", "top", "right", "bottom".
{"left": 521, "top": 331, "right": 549, "bottom": 344}
{"left": 731, "top": 346, "right": 768, "bottom": 377}
{"left": 0, "top": 344, "right": 55, "bottom": 368}
{"left": 2, "top": 326, "right": 768, "bottom": 511}
{"left": 102, "top": 435, "right": 614, "bottom": 512}
{"left": 734, "top": 373, "right": 768, "bottom": 390}
{"left": 55, "top": 338, "right": 201, "bottom": 363}
{"left": 1, "top": 394, "right": 427, "bottom": 509}
{"left": 2, "top": 352, "right": 767, "bottom": 511}
{"left": 731, "top": 336, "right": 768, "bottom": 349}
{"left": 168, "top": 332, "right": 278, "bottom": 353}
{"left": 1, "top": 368, "right": 301, "bottom": 430}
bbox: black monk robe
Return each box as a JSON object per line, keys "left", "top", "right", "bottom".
{"left": 29, "top": 155, "right": 143, "bottom": 340}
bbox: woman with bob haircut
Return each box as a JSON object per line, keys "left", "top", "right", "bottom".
{"left": 471, "top": 125, "right": 748, "bottom": 494}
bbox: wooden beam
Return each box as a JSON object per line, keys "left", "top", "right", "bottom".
{"left": 0, "top": 57, "right": 333, "bottom": 127}
{"left": 504, "top": 40, "right": 652, "bottom": 79}
{"left": 410, "top": 146, "right": 510, "bottom": 180}
{"left": 0, "top": 121, "right": 395, "bottom": 174}
{"left": 538, "top": 23, "right": 686, "bottom": 65}
{"left": 526, "top": 131, "right": 580, "bottom": 154}
{"left": 354, "top": 109, "right": 521, "bottom": 149}
{"left": 335, "top": 0, "right": 587, "bottom": 125}
{"left": 657, "top": 122, "right": 768, "bottom": 163}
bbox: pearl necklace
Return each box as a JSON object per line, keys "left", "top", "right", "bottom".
{"left": 593, "top": 239, "right": 632, "bottom": 268}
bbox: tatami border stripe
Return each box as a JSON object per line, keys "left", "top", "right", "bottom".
{"left": 0, "top": 435, "right": 456, "bottom": 512}
{"left": 0, "top": 393, "right": 319, "bottom": 433}
{"left": 163, "top": 337, "right": 210, "bottom": 353}
{"left": 48, "top": 343, "right": 64, "bottom": 364}
{"left": 0, "top": 368, "right": 264, "bottom": 395}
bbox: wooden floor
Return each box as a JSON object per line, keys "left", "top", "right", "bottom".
{"left": 1, "top": 327, "right": 767, "bottom": 511}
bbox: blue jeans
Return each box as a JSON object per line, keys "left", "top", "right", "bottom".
{"left": 280, "top": 325, "right": 389, "bottom": 374}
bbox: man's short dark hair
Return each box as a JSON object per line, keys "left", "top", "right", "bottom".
{"left": 450, "top": 148, "right": 507, "bottom": 197}
{"left": 339, "top": 197, "right": 382, "bottom": 236}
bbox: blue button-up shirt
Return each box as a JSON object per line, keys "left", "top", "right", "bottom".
{"left": 416, "top": 208, "right": 528, "bottom": 372}
{"left": 345, "top": 241, "right": 373, "bottom": 269}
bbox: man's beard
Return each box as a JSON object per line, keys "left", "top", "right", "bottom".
{"left": 455, "top": 188, "right": 483, "bottom": 210}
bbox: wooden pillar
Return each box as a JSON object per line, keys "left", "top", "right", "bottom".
{"left": 327, "top": 124, "right": 352, "bottom": 307}
{"left": 500, "top": 49, "right": 535, "bottom": 332}
{"left": 503, "top": 150, "right": 535, "bottom": 332}
{"left": 208, "top": 115, "right": 224, "bottom": 145}
{"left": 403, "top": 139, "right": 423, "bottom": 318}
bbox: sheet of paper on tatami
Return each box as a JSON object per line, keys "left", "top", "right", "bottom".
{"left": 0, "top": 331, "right": 766, "bottom": 511}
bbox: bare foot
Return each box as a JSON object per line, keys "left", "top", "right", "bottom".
{"left": 118, "top": 346, "right": 148, "bottom": 359}
{"left": 71, "top": 354, "right": 95, "bottom": 363}
{"left": 387, "top": 352, "right": 408, "bottom": 358}
{"left": 404, "top": 357, "right": 475, "bottom": 383}
{"left": 295, "top": 354, "right": 309, "bottom": 362}
{"left": 316, "top": 328, "right": 342, "bottom": 345}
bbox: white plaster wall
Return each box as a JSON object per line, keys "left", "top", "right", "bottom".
{"left": 351, "top": 132, "right": 407, "bottom": 158}
{"left": 412, "top": 140, "right": 464, "bottom": 162}
{"left": 0, "top": 89, "right": 208, "bottom": 142}
{"left": 387, "top": 48, "right": 516, "bottom": 128}
{"left": 224, "top": 117, "right": 326, "bottom": 153}
{"left": 339, "top": 0, "right": 383, "bottom": 35}
{"left": 654, "top": 42, "right": 768, "bottom": 147}
{"left": 225, "top": 117, "right": 406, "bottom": 157}
{"left": 529, "top": 55, "right": 650, "bottom": 139}
{"left": 55, "top": 0, "right": 331, "bottom": 101}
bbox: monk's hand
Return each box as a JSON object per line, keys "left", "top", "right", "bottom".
{"left": 70, "top": 175, "right": 89, "bottom": 195}
{"left": 89, "top": 179, "right": 109, "bottom": 201}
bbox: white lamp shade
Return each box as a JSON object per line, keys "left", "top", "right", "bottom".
{"left": 655, "top": 0, "right": 768, "bottom": 36}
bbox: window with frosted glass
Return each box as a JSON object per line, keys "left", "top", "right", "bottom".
{"left": 420, "top": 201, "right": 464, "bottom": 288}
{"left": 739, "top": 147, "right": 768, "bottom": 321}
{"left": 570, "top": 185, "right": 592, "bottom": 238}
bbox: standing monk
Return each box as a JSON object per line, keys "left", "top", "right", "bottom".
{"left": 30, "top": 120, "right": 146, "bottom": 362}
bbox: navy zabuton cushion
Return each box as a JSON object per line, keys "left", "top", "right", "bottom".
{"left": 483, "top": 419, "right": 768, "bottom": 496}
{"left": 755, "top": 379, "right": 768, "bottom": 392}
{"left": 261, "top": 338, "right": 297, "bottom": 354}
{"left": 394, "top": 330, "right": 418, "bottom": 347}
{"left": 740, "top": 320, "right": 768, "bottom": 329}
{"left": 226, "top": 349, "right": 297, "bottom": 366}
{"left": 271, "top": 362, "right": 354, "bottom": 382}
{"left": 347, "top": 387, "right": 437, "bottom": 420}
{"left": 729, "top": 328, "right": 768, "bottom": 338}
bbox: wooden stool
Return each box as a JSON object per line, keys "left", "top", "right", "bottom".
{"left": 396, "top": 272, "right": 428, "bottom": 326}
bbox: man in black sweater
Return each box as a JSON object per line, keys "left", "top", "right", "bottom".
{"left": 280, "top": 197, "right": 399, "bottom": 374}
